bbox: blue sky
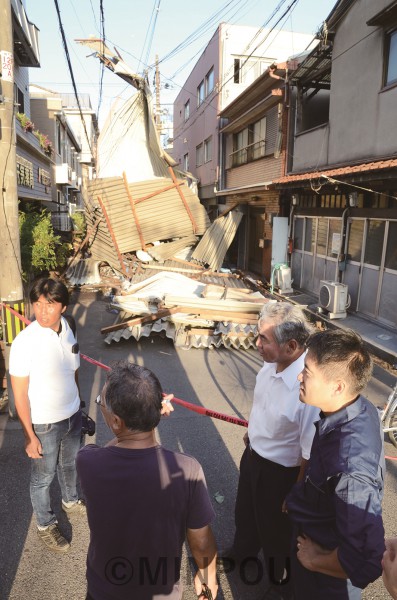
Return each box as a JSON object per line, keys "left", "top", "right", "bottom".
{"left": 27, "top": 0, "right": 336, "bottom": 126}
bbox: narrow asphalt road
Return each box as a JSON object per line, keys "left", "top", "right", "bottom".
{"left": 0, "top": 289, "right": 396, "bottom": 600}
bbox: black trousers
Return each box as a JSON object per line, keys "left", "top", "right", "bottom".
{"left": 233, "top": 445, "right": 299, "bottom": 581}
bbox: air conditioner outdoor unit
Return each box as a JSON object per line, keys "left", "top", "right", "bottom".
{"left": 319, "top": 280, "right": 349, "bottom": 319}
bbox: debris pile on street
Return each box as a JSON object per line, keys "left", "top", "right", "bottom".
{"left": 98, "top": 267, "right": 273, "bottom": 350}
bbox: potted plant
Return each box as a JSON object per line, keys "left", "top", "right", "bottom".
{"left": 33, "top": 131, "right": 54, "bottom": 157}
{"left": 16, "top": 112, "right": 35, "bottom": 132}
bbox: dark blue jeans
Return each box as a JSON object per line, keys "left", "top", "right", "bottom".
{"left": 31, "top": 410, "right": 82, "bottom": 527}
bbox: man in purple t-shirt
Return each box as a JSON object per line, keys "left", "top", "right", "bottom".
{"left": 77, "top": 360, "right": 218, "bottom": 600}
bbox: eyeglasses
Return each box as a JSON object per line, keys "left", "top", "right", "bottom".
{"left": 95, "top": 394, "right": 105, "bottom": 407}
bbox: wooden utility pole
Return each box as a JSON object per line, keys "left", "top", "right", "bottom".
{"left": 155, "top": 54, "right": 162, "bottom": 136}
{"left": 0, "top": 1, "right": 23, "bottom": 304}
{"left": 0, "top": 0, "right": 24, "bottom": 414}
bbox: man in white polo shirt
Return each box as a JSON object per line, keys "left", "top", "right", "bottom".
{"left": 228, "top": 302, "right": 319, "bottom": 598}
{"left": 10, "top": 277, "right": 85, "bottom": 553}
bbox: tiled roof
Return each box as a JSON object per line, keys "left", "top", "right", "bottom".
{"left": 274, "top": 158, "right": 397, "bottom": 184}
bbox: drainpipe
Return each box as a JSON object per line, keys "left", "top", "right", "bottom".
{"left": 287, "top": 201, "right": 295, "bottom": 267}
{"left": 338, "top": 205, "right": 350, "bottom": 282}
{"left": 218, "top": 128, "right": 225, "bottom": 192}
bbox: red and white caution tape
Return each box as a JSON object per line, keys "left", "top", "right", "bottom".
{"left": 3, "top": 304, "right": 397, "bottom": 451}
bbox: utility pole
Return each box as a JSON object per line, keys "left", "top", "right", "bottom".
{"left": 0, "top": 0, "right": 25, "bottom": 415}
{"left": 155, "top": 54, "right": 162, "bottom": 137}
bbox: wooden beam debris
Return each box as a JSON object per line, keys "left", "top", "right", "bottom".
{"left": 100, "top": 303, "right": 259, "bottom": 335}
{"left": 100, "top": 307, "right": 181, "bottom": 334}
{"left": 202, "top": 284, "right": 266, "bottom": 302}
{"left": 173, "top": 307, "right": 258, "bottom": 324}
{"left": 140, "top": 264, "right": 205, "bottom": 274}
{"left": 163, "top": 295, "right": 264, "bottom": 313}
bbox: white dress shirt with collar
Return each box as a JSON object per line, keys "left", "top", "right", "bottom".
{"left": 248, "top": 352, "right": 319, "bottom": 467}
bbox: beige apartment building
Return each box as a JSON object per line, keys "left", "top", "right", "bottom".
{"left": 173, "top": 23, "right": 315, "bottom": 217}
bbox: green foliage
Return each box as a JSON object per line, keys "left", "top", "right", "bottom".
{"left": 56, "top": 241, "right": 73, "bottom": 268}
{"left": 71, "top": 212, "right": 86, "bottom": 236}
{"left": 19, "top": 210, "right": 71, "bottom": 280}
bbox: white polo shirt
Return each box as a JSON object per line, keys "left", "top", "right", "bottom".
{"left": 248, "top": 353, "right": 319, "bottom": 467}
{"left": 9, "top": 316, "right": 80, "bottom": 424}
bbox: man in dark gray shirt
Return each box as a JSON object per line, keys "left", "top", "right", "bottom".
{"left": 77, "top": 360, "right": 218, "bottom": 600}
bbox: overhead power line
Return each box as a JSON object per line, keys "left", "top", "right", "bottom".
{"left": 139, "top": 0, "right": 162, "bottom": 75}
{"left": 97, "top": 0, "right": 106, "bottom": 118}
{"left": 53, "top": 0, "right": 93, "bottom": 153}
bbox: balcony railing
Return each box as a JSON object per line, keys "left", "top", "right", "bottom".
{"left": 230, "top": 140, "right": 266, "bottom": 166}
{"left": 51, "top": 213, "right": 73, "bottom": 232}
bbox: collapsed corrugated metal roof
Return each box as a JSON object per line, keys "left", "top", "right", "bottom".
{"left": 75, "top": 36, "right": 242, "bottom": 281}
{"left": 84, "top": 176, "right": 210, "bottom": 273}
{"left": 192, "top": 210, "right": 244, "bottom": 271}
{"left": 69, "top": 39, "right": 257, "bottom": 349}
{"left": 104, "top": 313, "right": 258, "bottom": 350}
{"left": 101, "top": 269, "right": 274, "bottom": 350}
{"left": 65, "top": 258, "right": 102, "bottom": 286}
{"left": 75, "top": 38, "right": 178, "bottom": 178}
{"left": 146, "top": 236, "right": 198, "bottom": 261}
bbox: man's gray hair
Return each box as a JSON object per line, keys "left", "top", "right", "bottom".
{"left": 258, "top": 302, "right": 315, "bottom": 347}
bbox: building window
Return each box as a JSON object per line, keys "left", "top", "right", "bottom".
{"left": 234, "top": 59, "right": 240, "bottom": 83}
{"left": 205, "top": 67, "right": 214, "bottom": 96}
{"left": 347, "top": 220, "right": 364, "bottom": 262}
{"left": 364, "top": 220, "right": 385, "bottom": 266}
{"left": 251, "top": 117, "right": 266, "bottom": 159}
{"left": 197, "top": 80, "right": 205, "bottom": 106}
{"left": 385, "top": 29, "right": 397, "bottom": 86}
{"left": 196, "top": 143, "right": 203, "bottom": 167}
{"left": 385, "top": 221, "right": 397, "bottom": 270}
{"left": 233, "top": 57, "right": 273, "bottom": 84}
{"left": 14, "top": 84, "right": 24, "bottom": 113}
{"left": 184, "top": 100, "right": 190, "bottom": 121}
{"left": 231, "top": 117, "right": 266, "bottom": 166}
{"left": 56, "top": 120, "right": 62, "bottom": 155}
{"left": 204, "top": 136, "right": 212, "bottom": 162}
{"left": 232, "top": 128, "right": 249, "bottom": 165}
{"left": 183, "top": 153, "right": 189, "bottom": 171}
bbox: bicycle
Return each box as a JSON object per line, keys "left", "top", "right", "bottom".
{"left": 380, "top": 381, "right": 397, "bottom": 448}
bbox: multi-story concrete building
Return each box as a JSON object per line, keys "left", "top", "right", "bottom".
{"left": 29, "top": 86, "right": 98, "bottom": 232}
{"left": 6, "top": 1, "right": 97, "bottom": 238}
{"left": 275, "top": 0, "right": 397, "bottom": 329}
{"left": 173, "top": 23, "right": 315, "bottom": 215}
{"left": 10, "top": 0, "right": 53, "bottom": 215}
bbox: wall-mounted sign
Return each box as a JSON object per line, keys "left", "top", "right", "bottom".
{"left": 1, "top": 51, "right": 13, "bottom": 82}
{"left": 16, "top": 154, "right": 34, "bottom": 189}
{"left": 331, "top": 233, "right": 341, "bottom": 255}
{"left": 38, "top": 168, "right": 51, "bottom": 187}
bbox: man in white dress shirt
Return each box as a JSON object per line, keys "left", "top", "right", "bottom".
{"left": 229, "top": 302, "right": 319, "bottom": 596}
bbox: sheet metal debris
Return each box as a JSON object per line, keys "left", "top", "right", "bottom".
{"left": 71, "top": 40, "right": 267, "bottom": 349}
{"left": 102, "top": 269, "right": 273, "bottom": 350}
{"left": 65, "top": 258, "right": 102, "bottom": 286}
{"left": 192, "top": 211, "right": 244, "bottom": 271}
{"left": 85, "top": 176, "right": 210, "bottom": 272}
